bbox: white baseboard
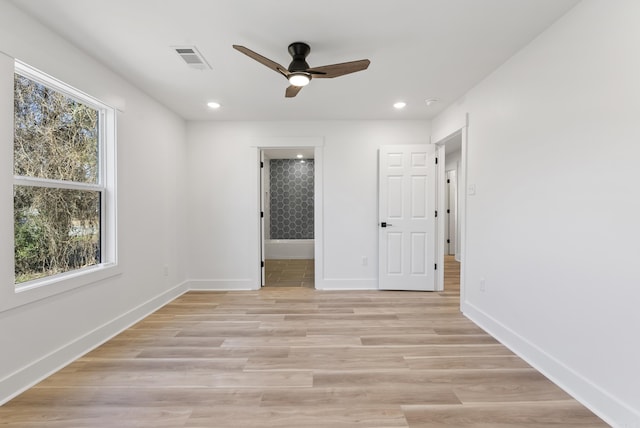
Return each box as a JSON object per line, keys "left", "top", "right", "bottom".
{"left": 181, "top": 277, "right": 377, "bottom": 291}
{"left": 462, "top": 300, "right": 640, "bottom": 428}
{"left": 0, "top": 281, "right": 189, "bottom": 406}
{"left": 186, "top": 278, "right": 258, "bottom": 291}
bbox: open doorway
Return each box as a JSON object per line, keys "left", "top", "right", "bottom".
{"left": 444, "top": 171, "right": 460, "bottom": 294}
{"left": 435, "top": 130, "right": 464, "bottom": 294}
{"left": 261, "top": 148, "right": 315, "bottom": 288}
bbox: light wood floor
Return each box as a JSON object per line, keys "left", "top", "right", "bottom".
{"left": 264, "top": 259, "right": 314, "bottom": 288}
{"left": 0, "top": 256, "right": 607, "bottom": 427}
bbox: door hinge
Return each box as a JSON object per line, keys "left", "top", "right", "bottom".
{"left": 434, "top": 263, "right": 437, "bottom": 270}
{"left": 435, "top": 210, "right": 438, "bottom": 218}
{"left": 261, "top": 261, "right": 265, "bottom": 268}
{"left": 447, "top": 178, "right": 450, "bottom": 183}
{"left": 435, "top": 157, "right": 438, "bottom": 165}
{"left": 260, "top": 161, "right": 264, "bottom": 168}
{"left": 447, "top": 209, "right": 450, "bottom": 214}
{"left": 260, "top": 211, "right": 264, "bottom": 218}
{"left": 447, "top": 239, "right": 450, "bottom": 244}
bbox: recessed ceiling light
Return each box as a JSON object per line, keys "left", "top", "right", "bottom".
{"left": 207, "top": 101, "right": 221, "bottom": 109}
{"left": 393, "top": 102, "right": 406, "bottom": 109}
{"left": 425, "top": 98, "right": 439, "bottom": 106}
{"left": 296, "top": 154, "right": 304, "bottom": 158}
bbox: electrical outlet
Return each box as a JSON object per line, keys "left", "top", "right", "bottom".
{"left": 362, "top": 256, "right": 368, "bottom": 266}
{"left": 480, "top": 277, "right": 486, "bottom": 292}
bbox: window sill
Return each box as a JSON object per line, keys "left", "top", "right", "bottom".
{"left": 1, "top": 263, "right": 122, "bottom": 313}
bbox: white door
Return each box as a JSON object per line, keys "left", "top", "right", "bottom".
{"left": 379, "top": 144, "right": 437, "bottom": 291}
{"left": 260, "top": 151, "right": 266, "bottom": 286}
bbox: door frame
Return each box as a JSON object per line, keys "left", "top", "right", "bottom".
{"left": 255, "top": 137, "right": 324, "bottom": 289}
{"left": 445, "top": 169, "right": 458, "bottom": 256}
{"left": 434, "top": 124, "right": 468, "bottom": 300}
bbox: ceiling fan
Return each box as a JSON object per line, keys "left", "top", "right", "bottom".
{"left": 232, "top": 42, "right": 370, "bottom": 98}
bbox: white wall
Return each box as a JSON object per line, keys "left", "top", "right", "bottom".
{"left": 444, "top": 149, "right": 461, "bottom": 173}
{"left": 0, "top": 2, "right": 188, "bottom": 404}
{"left": 186, "top": 120, "right": 430, "bottom": 290}
{"left": 432, "top": 1, "right": 640, "bottom": 426}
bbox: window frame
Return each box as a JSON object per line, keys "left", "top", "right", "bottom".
{"left": 6, "top": 61, "right": 119, "bottom": 307}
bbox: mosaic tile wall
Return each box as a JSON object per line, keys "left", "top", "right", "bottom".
{"left": 269, "top": 159, "right": 314, "bottom": 239}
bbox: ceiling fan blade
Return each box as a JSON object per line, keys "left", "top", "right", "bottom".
{"left": 285, "top": 85, "right": 304, "bottom": 98}
{"left": 233, "top": 45, "right": 289, "bottom": 77}
{"left": 307, "top": 59, "right": 370, "bottom": 78}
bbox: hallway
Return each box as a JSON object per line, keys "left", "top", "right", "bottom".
{"left": 264, "top": 259, "right": 314, "bottom": 288}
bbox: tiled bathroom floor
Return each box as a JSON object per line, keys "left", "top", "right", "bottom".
{"left": 264, "top": 259, "right": 314, "bottom": 288}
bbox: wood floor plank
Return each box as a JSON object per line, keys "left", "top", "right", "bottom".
{"left": 313, "top": 368, "right": 574, "bottom": 403}
{"left": 6, "top": 388, "right": 263, "bottom": 408}
{"left": 404, "top": 355, "right": 531, "bottom": 370}
{"left": 0, "top": 407, "right": 193, "bottom": 427}
{"left": 220, "top": 334, "right": 363, "bottom": 347}
{"left": 68, "top": 358, "right": 249, "bottom": 372}
{"left": 136, "top": 346, "right": 289, "bottom": 359}
{"left": 402, "top": 401, "right": 608, "bottom": 427}
{"left": 185, "top": 406, "right": 408, "bottom": 428}
{"left": 361, "top": 334, "right": 501, "bottom": 346}
{"left": 0, "top": 257, "right": 607, "bottom": 427}
{"left": 36, "top": 370, "right": 312, "bottom": 389}
{"left": 245, "top": 354, "right": 409, "bottom": 371}
{"left": 259, "top": 385, "right": 461, "bottom": 407}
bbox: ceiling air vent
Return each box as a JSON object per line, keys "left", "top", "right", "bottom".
{"left": 173, "top": 46, "right": 212, "bottom": 70}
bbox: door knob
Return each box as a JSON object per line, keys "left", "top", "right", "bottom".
{"left": 381, "top": 222, "right": 393, "bottom": 228}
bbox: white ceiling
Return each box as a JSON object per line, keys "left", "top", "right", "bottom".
{"left": 10, "top": 0, "right": 579, "bottom": 121}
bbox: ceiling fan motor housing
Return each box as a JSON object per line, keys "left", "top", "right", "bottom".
{"left": 287, "top": 42, "right": 311, "bottom": 72}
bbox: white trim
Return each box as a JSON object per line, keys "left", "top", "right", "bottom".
{"left": 432, "top": 121, "right": 468, "bottom": 308}
{"left": 254, "top": 137, "right": 324, "bottom": 290}
{"left": 13, "top": 263, "right": 120, "bottom": 294}
{"left": 313, "top": 147, "right": 323, "bottom": 291}
{"left": 460, "top": 118, "right": 468, "bottom": 307}
{"left": 0, "top": 281, "right": 188, "bottom": 406}
{"left": 435, "top": 144, "right": 446, "bottom": 291}
{"left": 7, "top": 61, "right": 118, "bottom": 308}
{"left": 186, "top": 279, "right": 257, "bottom": 291}
{"left": 14, "top": 60, "right": 111, "bottom": 112}
{"left": 253, "top": 136, "right": 324, "bottom": 149}
{"left": 13, "top": 176, "right": 103, "bottom": 191}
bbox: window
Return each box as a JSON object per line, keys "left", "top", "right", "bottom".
{"left": 13, "top": 61, "right": 117, "bottom": 292}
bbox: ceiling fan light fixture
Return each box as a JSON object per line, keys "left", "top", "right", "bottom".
{"left": 233, "top": 43, "right": 370, "bottom": 98}
{"left": 288, "top": 72, "right": 310, "bottom": 87}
